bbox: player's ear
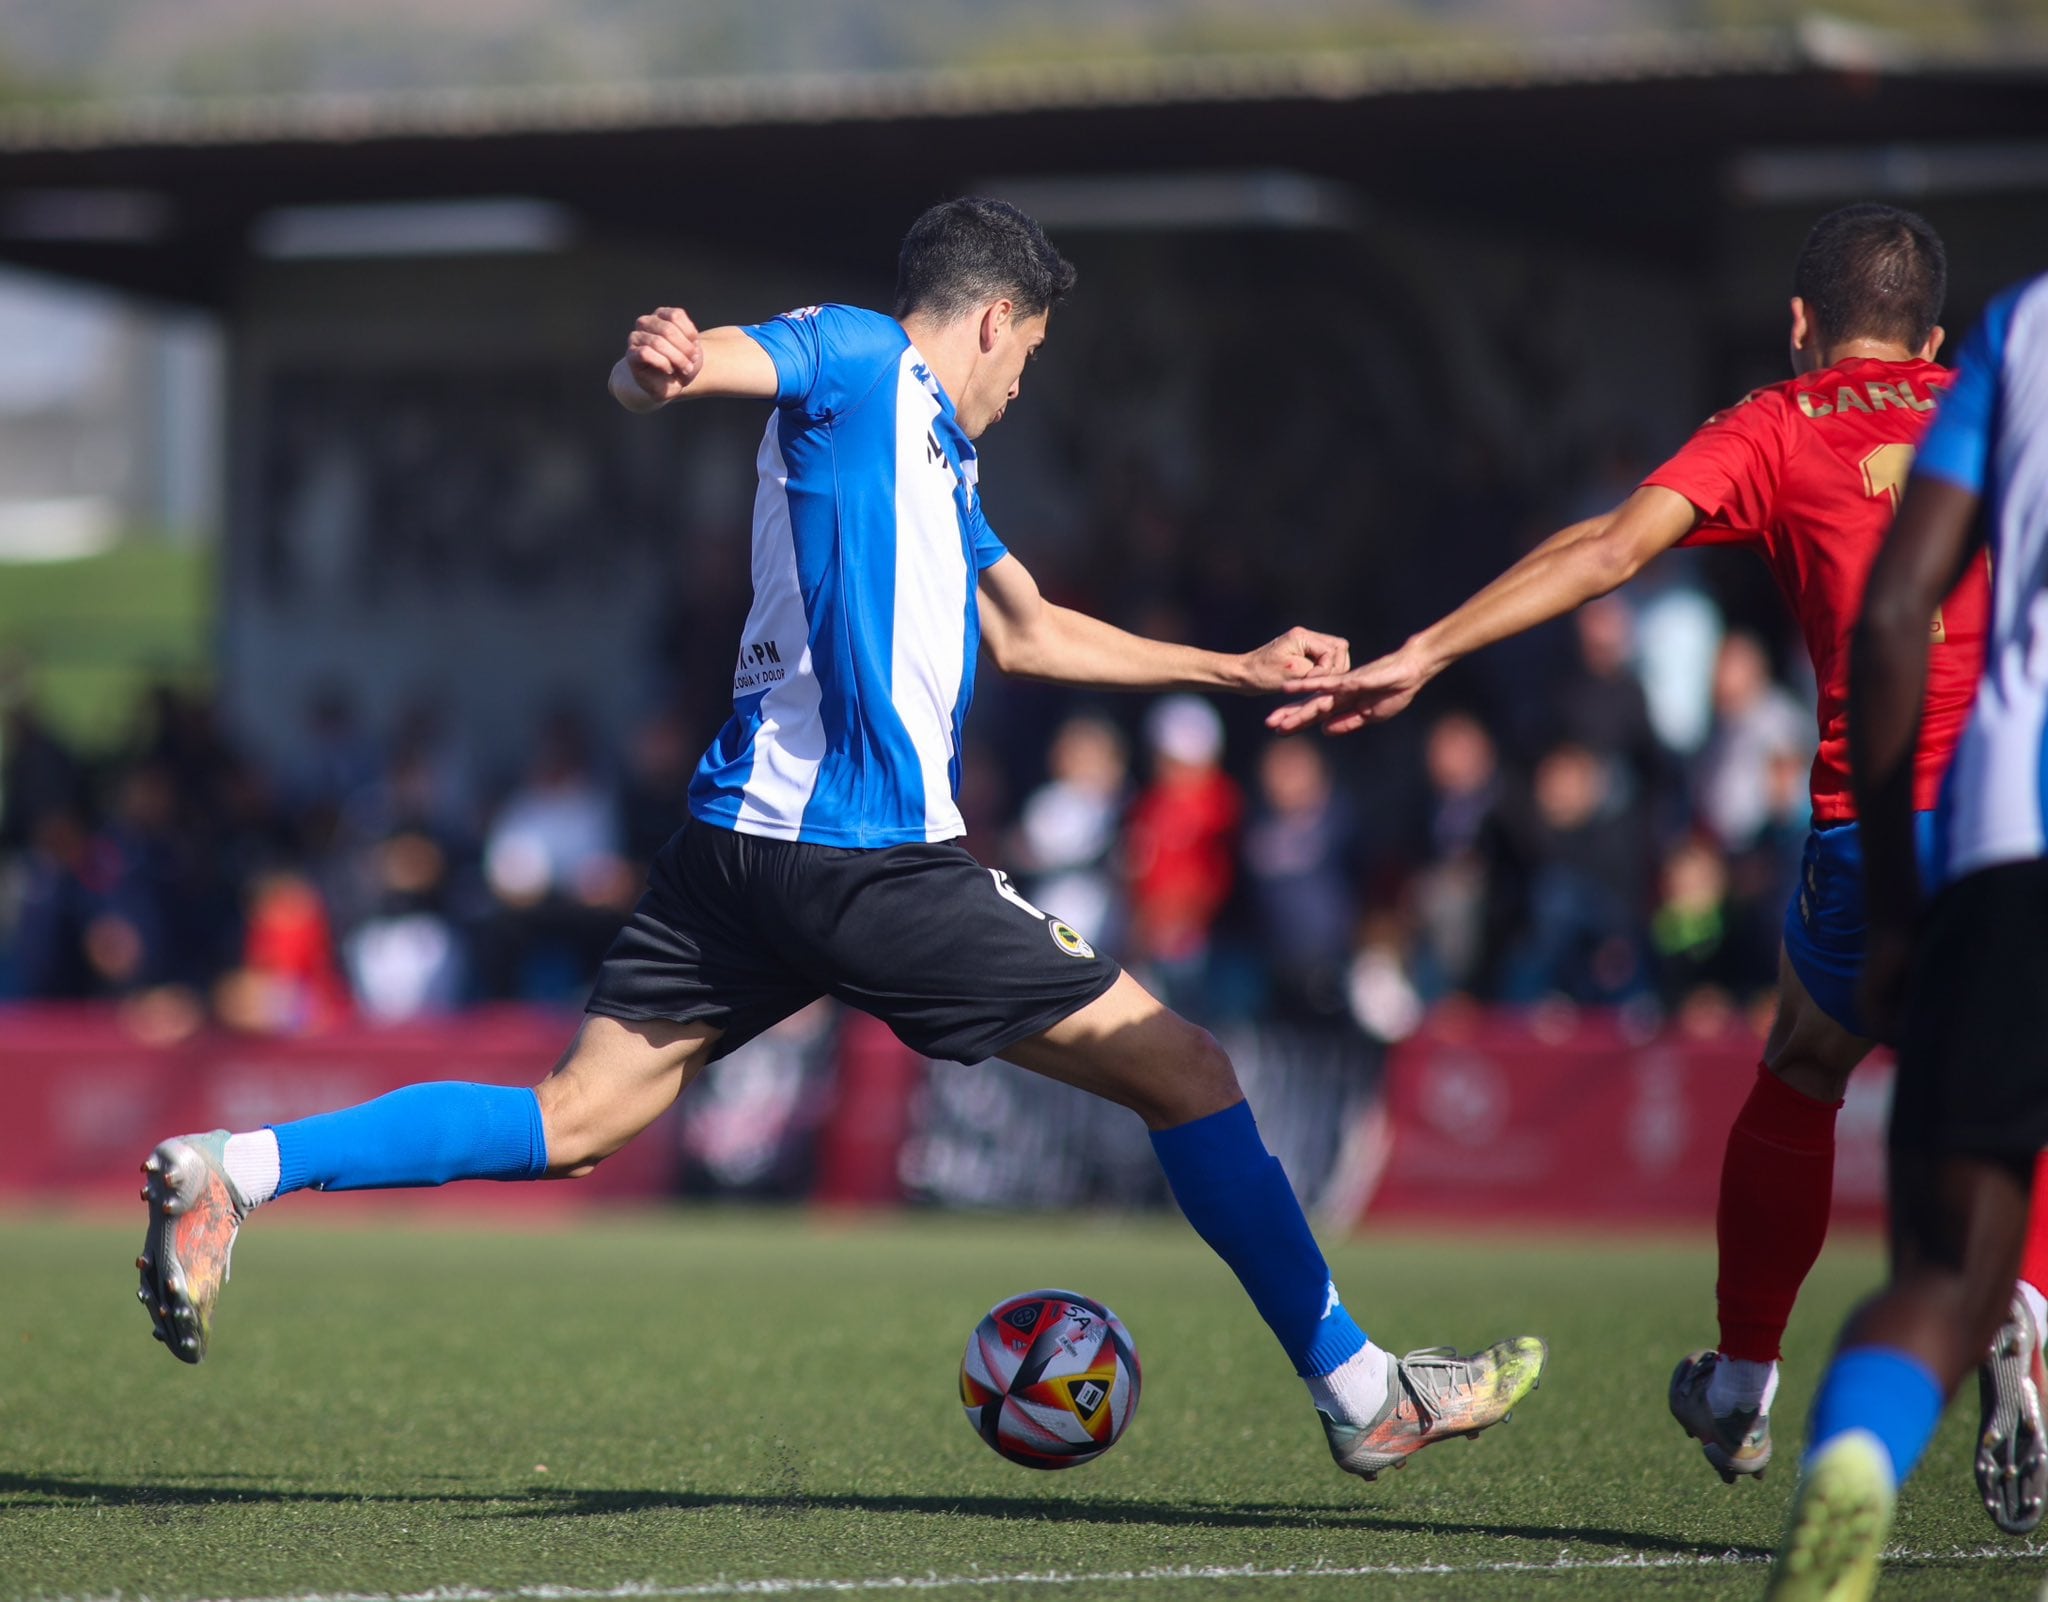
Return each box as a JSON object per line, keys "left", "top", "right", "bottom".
{"left": 1922, "top": 324, "right": 1946, "bottom": 362}
{"left": 1788, "top": 296, "right": 1813, "bottom": 354}
{"left": 1787, "top": 296, "right": 1821, "bottom": 375}
{"left": 979, "top": 299, "right": 1011, "bottom": 354}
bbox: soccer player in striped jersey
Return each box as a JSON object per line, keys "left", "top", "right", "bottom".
{"left": 1766, "top": 270, "right": 2048, "bottom": 1601}
{"left": 1270, "top": 205, "right": 2032, "bottom": 1488}
{"left": 135, "top": 198, "right": 1545, "bottom": 1483}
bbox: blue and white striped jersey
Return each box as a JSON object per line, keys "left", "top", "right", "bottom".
{"left": 687, "top": 305, "right": 1009, "bottom": 848}
{"left": 1922, "top": 274, "right": 2048, "bottom": 883}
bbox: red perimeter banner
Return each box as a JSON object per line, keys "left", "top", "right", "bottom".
{"left": 1364, "top": 1011, "right": 1893, "bottom": 1229}
{"left": 2, "top": 1004, "right": 1894, "bottom": 1227}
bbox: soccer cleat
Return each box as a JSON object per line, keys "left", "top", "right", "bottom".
{"left": 137, "top": 1131, "right": 251, "bottom": 1364}
{"left": 1765, "top": 1430, "right": 1894, "bottom": 1602}
{"left": 1976, "top": 1290, "right": 2048, "bottom": 1534}
{"left": 1669, "top": 1349, "right": 1772, "bottom": 1483}
{"left": 1320, "top": 1336, "right": 1547, "bottom": 1481}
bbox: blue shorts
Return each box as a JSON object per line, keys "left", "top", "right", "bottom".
{"left": 1782, "top": 813, "right": 1940, "bottom": 1039}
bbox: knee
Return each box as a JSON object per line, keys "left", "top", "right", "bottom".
{"left": 1187, "top": 1026, "right": 1241, "bottom": 1101}
{"left": 536, "top": 1102, "right": 611, "bottom": 1177}
{"left": 531, "top": 1016, "right": 708, "bottom": 1176}
{"left": 534, "top": 1079, "right": 641, "bottom": 1176}
{"left": 1133, "top": 1022, "right": 1242, "bottom": 1130}
{"left": 1763, "top": 1052, "right": 1855, "bottom": 1105}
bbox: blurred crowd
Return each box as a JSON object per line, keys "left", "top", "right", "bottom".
{"left": 983, "top": 583, "right": 1812, "bottom": 1045}
{"left": 0, "top": 531, "right": 1816, "bottom": 1044}
{"left": 0, "top": 684, "right": 666, "bottom": 1037}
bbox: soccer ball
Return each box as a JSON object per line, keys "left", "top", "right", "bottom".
{"left": 959, "top": 1288, "right": 1140, "bottom": 1469}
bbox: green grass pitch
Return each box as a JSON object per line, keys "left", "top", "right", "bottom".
{"left": 2, "top": 1210, "right": 2039, "bottom": 1600}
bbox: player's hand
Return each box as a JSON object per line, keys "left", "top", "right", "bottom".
{"left": 1234, "top": 627, "right": 1350, "bottom": 693}
{"left": 1857, "top": 919, "right": 1914, "bottom": 1045}
{"left": 622, "top": 307, "right": 704, "bottom": 405}
{"left": 1266, "top": 641, "right": 1432, "bottom": 736}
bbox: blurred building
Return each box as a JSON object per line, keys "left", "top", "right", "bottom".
{"left": 0, "top": 30, "right": 2044, "bottom": 778}
{"left": 0, "top": 267, "right": 219, "bottom": 557}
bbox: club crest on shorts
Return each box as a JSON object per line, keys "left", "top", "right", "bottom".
{"left": 1048, "top": 919, "right": 1095, "bottom": 959}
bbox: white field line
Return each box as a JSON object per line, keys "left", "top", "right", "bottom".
{"left": 44, "top": 1543, "right": 2048, "bottom": 1602}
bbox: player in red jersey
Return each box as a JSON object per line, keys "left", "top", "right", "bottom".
{"left": 1271, "top": 205, "right": 2036, "bottom": 1503}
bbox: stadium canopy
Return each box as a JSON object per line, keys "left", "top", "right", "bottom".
{"left": 2, "top": 23, "right": 2047, "bottom": 306}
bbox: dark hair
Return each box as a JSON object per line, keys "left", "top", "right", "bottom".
{"left": 892, "top": 197, "right": 1077, "bottom": 322}
{"left": 1793, "top": 203, "right": 1946, "bottom": 350}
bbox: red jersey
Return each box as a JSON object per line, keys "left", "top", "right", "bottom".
{"left": 1644, "top": 356, "right": 1987, "bottom": 824}
{"left": 1126, "top": 769, "right": 1243, "bottom": 962}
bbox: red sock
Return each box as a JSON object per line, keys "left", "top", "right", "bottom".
{"left": 2021, "top": 1151, "right": 2048, "bottom": 1296}
{"left": 1715, "top": 1063, "right": 1842, "bottom": 1363}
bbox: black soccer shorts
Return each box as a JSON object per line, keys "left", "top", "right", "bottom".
{"left": 1890, "top": 857, "right": 2048, "bottom": 1166}
{"left": 585, "top": 818, "right": 1121, "bottom": 1064}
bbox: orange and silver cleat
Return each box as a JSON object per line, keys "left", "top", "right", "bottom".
{"left": 1321, "top": 1336, "right": 1547, "bottom": 1481}
{"left": 136, "top": 1131, "right": 250, "bottom": 1364}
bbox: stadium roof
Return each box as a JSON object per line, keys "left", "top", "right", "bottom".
{"left": 2, "top": 24, "right": 2046, "bottom": 304}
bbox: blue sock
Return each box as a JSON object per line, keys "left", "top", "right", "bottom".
{"left": 1150, "top": 1099, "right": 1367, "bottom": 1376}
{"left": 1807, "top": 1344, "right": 1945, "bottom": 1485}
{"left": 273, "top": 1082, "right": 549, "bottom": 1195}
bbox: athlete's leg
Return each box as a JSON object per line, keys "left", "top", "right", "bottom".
{"left": 1767, "top": 1153, "right": 2028, "bottom": 1600}
{"left": 247, "top": 1013, "right": 717, "bottom": 1197}
{"left": 139, "top": 1015, "right": 718, "bottom": 1361}
{"left": 1673, "top": 949, "right": 1874, "bottom": 1480}
{"left": 1002, "top": 976, "right": 1350, "bottom": 1369}
{"left": 787, "top": 841, "right": 1540, "bottom": 1479}
{"left": 1770, "top": 858, "right": 2048, "bottom": 1594}
{"left": 1722, "top": 952, "right": 1873, "bottom": 1361}
{"left": 140, "top": 816, "right": 827, "bottom": 1362}
{"left": 1003, "top": 971, "right": 1545, "bottom": 1478}
{"left": 1847, "top": 1150, "right": 2029, "bottom": 1392}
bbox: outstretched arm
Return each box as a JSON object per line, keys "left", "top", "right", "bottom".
{"left": 1266, "top": 484, "right": 1700, "bottom": 735}
{"left": 608, "top": 307, "right": 780, "bottom": 412}
{"left": 977, "top": 553, "right": 1348, "bottom": 693}
{"left": 1850, "top": 475, "right": 1983, "bottom": 1038}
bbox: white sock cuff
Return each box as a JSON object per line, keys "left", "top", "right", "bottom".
{"left": 1707, "top": 1354, "right": 1779, "bottom": 1416}
{"left": 223, "top": 1130, "right": 281, "bottom": 1208}
{"left": 2019, "top": 1278, "right": 2048, "bottom": 1341}
{"left": 1304, "top": 1340, "right": 1393, "bottom": 1427}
